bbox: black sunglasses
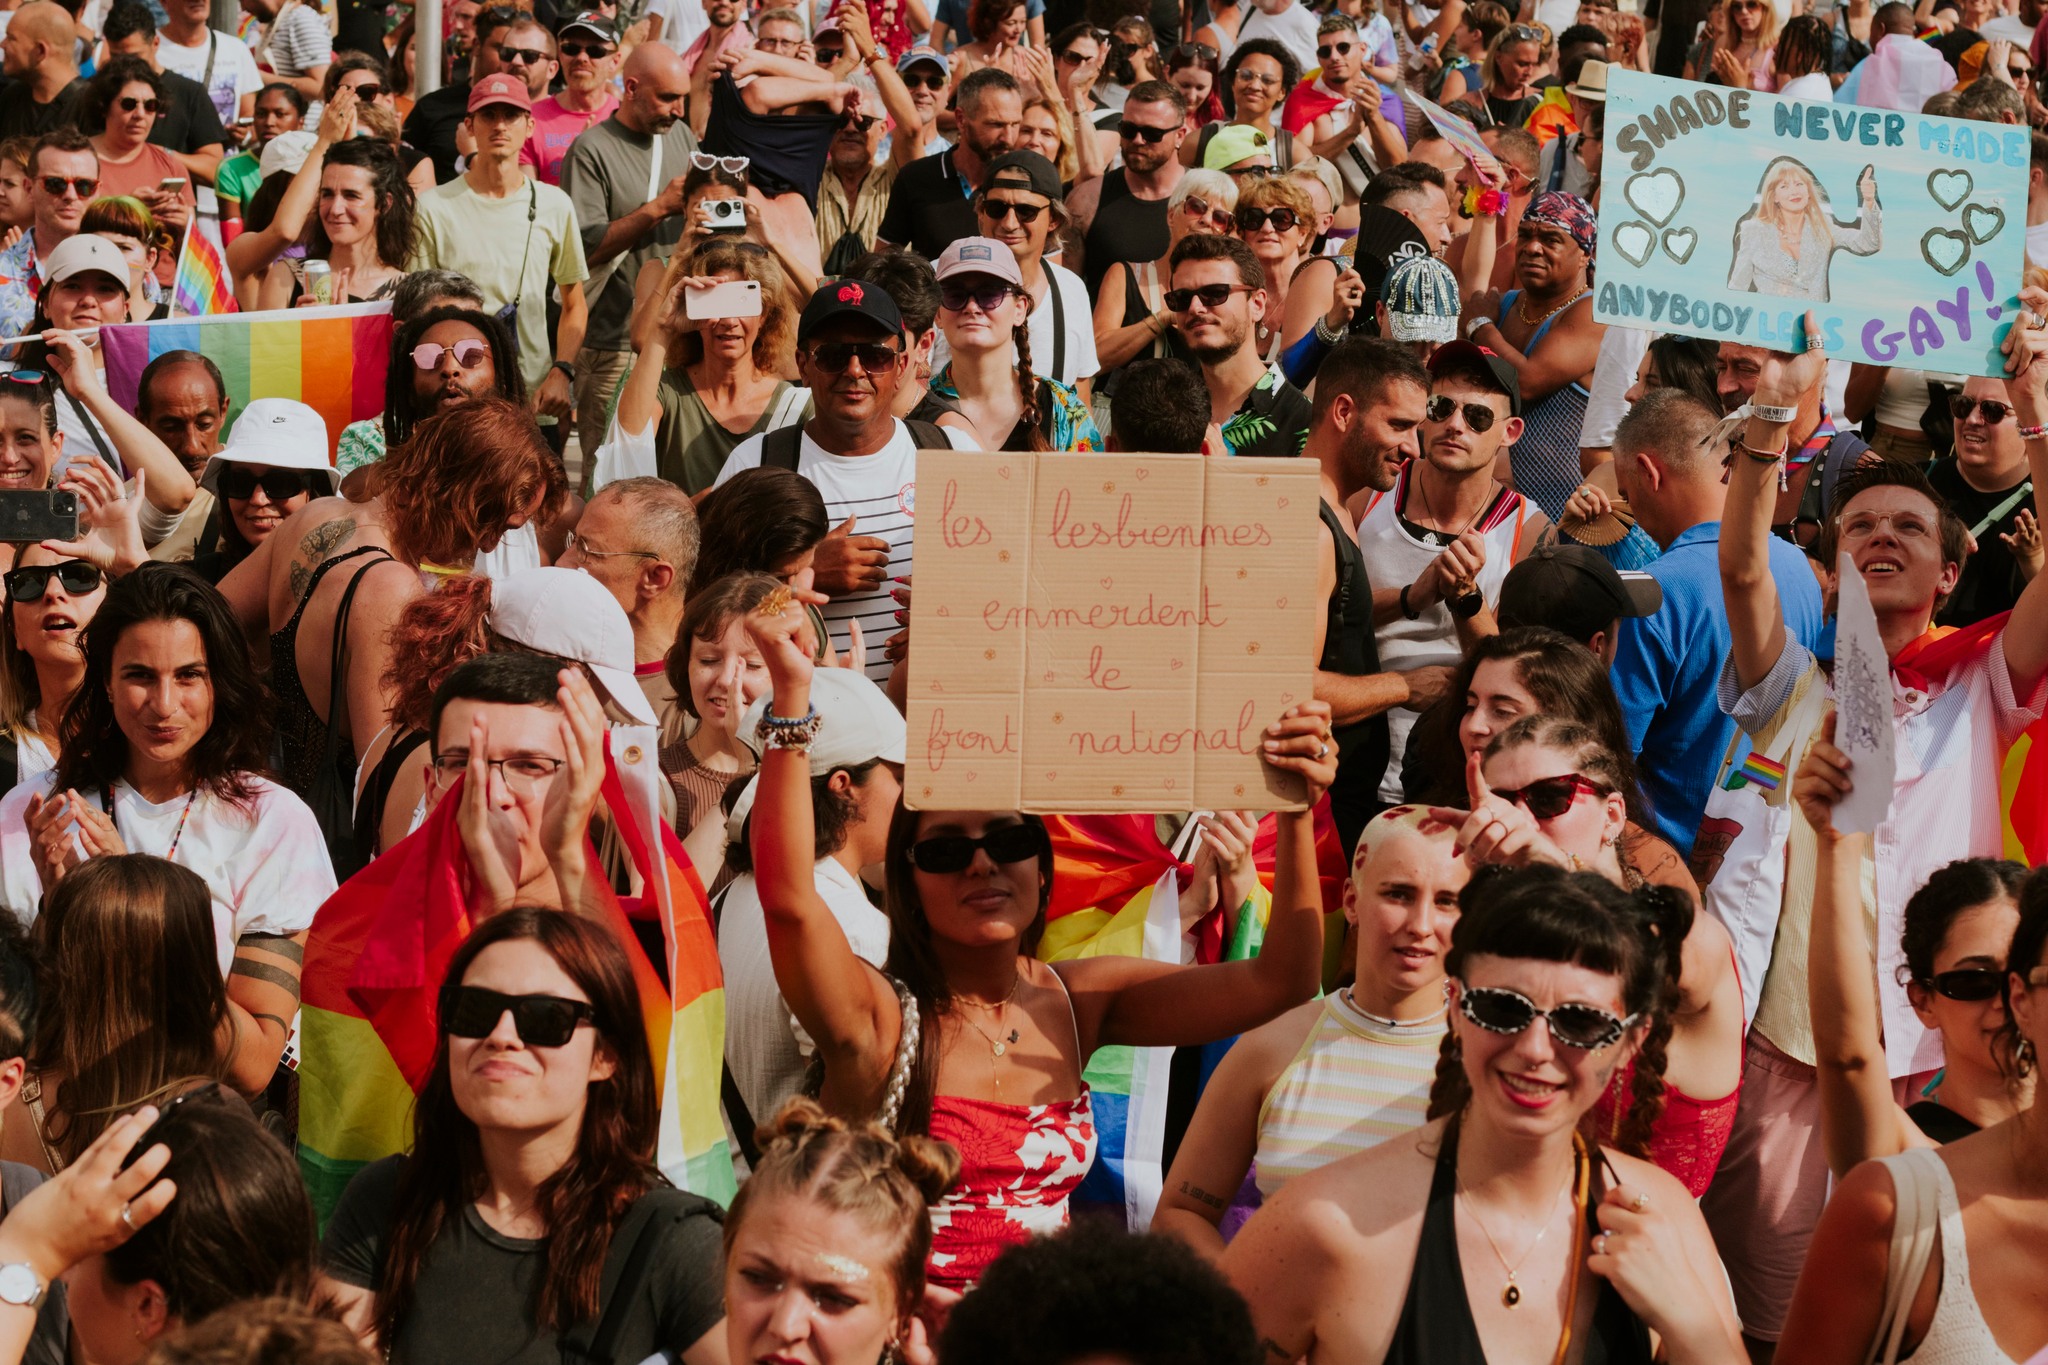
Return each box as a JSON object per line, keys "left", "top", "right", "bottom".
{"left": 1316, "top": 40, "right": 1354, "bottom": 58}
{"left": 1235, "top": 205, "right": 1299, "bottom": 232}
{"left": 439, "top": 984, "right": 597, "bottom": 1047}
{"left": 1490, "top": 772, "right": 1611, "bottom": 820}
{"left": 497, "top": 44, "right": 550, "bottom": 63}
{"left": 1923, "top": 967, "right": 2006, "bottom": 1002}
{"left": 1951, "top": 395, "right": 2013, "bottom": 424}
{"left": 1427, "top": 393, "right": 1502, "bottom": 433}
{"left": 907, "top": 823, "right": 1048, "bottom": 873}
{"left": 340, "top": 82, "right": 383, "bottom": 100}
{"left": 806, "top": 340, "right": 901, "bottom": 372}
{"left": 40, "top": 175, "right": 97, "bottom": 198}
{"left": 939, "top": 282, "right": 1018, "bottom": 312}
{"left": 980, "top": 195, "right": 1047, "bottom": 224}
{"left": 1170, "top": 40, "right": 1218, "bottom": 61}
{"left": 1119, "top": 120, "right": 1176, "bottom": 142}
{"left": 901, "top": 70, "right": 946, "bottom": 90}
{"left": 557, "top": 41, "right": 613, "bottom": 57}
{"left": 4, "top": 561, "right": 101, "bottom": 603}
{"left": 1459, "top": 984, "right": 1638, "bottom": 1050}
{"left": 218, "top": 466, "right": 316, "bottom": 502}
{"left": 1165, "top": 281, "right": 1251, "bottom": 311}
{"left": 116, "top": 96, "right": 161, "bottom": 114}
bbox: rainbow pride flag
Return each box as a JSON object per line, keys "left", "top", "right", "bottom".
{"left": 99, "top": 303, "right": 393, "bottom": 461}
{"left": 297, "top": 732, "right": 734, "bottom": 1223}
{"left": 170, "top": 218, "right": 235, "bottom": 318}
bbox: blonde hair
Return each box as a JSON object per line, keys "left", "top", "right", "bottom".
{"left": 1752, "top": 159, "right": 1832, "bottom": 248}
{"left": 1480, "top": 23, "right": 1544, "bottom": 91}
{"left": 1021, "top": 94, "right": 1079, "bottom": 185}
{"left": 674, "top": 236, "right": 795, "bottom": 373}
{"left": 1240, "top": 173, "right": 1315, "bottom": 231}
{"left": 1169, "top": 167, "right": 1238, "bottom": 215}
{"left": 725, "top": 1100, "right": 961, "bottom": 1319}
{"left": 1724, "top": 0, "right": 1779, "bottom": 46}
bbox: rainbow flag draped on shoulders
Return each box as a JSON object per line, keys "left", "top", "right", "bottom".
{"left": 99, "top": 302, "right": 393, "bottom": 462}
{"left": 297, "top": 732, "right": 734, "bottom": 1223}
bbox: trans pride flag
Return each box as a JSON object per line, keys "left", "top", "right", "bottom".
{"left": 297, "top": 732, "right": 734, "bottom": 1223}
{"left": 99, "top": 303, "right": 393, "bottom": 461}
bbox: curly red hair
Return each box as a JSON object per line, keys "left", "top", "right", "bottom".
{"left": 379, "top": 397, "right": 566, "bottom": 569}
{"left": 381, "top": 574, "right": 494, "bottom": 734}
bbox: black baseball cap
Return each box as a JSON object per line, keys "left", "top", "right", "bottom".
{"left": 797, "top": 278, "right": 904, "bottom": 344}
{"left": 980, "top": 149, "right": 1062, "bottom": 200}
{"left": 1428, "top": 339, "right": 1523, "bottom": 418}
{"left": 1497, "top": 543, "right": 1662, "bottom": 644}
{"left": 557, "top": 9, "right": 618, "bottom": 41}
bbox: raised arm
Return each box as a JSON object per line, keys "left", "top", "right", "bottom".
{"left": 1997, "top": 292, "right": 2048, "bottom": 695}
{"left": 224, "top": 90, "right": 354, "bottom": 287}
{"left": 42, "top": 330, "right": 195, "bottom": 518}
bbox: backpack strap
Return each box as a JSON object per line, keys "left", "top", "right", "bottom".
{"left": 761, "top": 423, "right": 804, "bottom": 471}
{"left": 905, "top": 417, "right": 949, "bottom": 449}
{"left": 1797, "top": 430, "right": 1872, "bottom": 529}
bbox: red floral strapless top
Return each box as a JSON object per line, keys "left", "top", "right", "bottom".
{"left": 924, "top": 1088, "right": 1097, "bottom": 1290}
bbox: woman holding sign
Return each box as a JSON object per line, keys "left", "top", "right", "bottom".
{"left": 1727, "top": 159, "right": 1882, "bottom": 304}
{"left": 744, "top": 579, "right": 1337, "bottom": 1291}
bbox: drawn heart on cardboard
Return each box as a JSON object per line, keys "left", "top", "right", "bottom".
{"left": 936, "top": 605, "right": 950, "bottom": 616}
{"left": 996, "top": 465, "right": 1011, "bottom": 479}
{"left": 1928, "top": 169, "right": 1974, "bottom": 211}
{"left": 1099, "top": 576, "right": 1113, "bottom": 589}
{"left": 1624, "top": 169, "right": 1684, "bottom": 226}
{"left": 1170, "top": 658, "right": 1184, "bottom": 669}
{"left": 1662, "top": 228, "right": 1698, "bottom": 265}
{"left": 1613, "top": 222, "right": 1655, "bottom": 269}
{"left": 1045, "top": 771, "right": 1058, "bottom": 781}
{"left": 1964, "top": 203, "right": 2006, "bottom": 245}
{"left": 1135, "top": 468, "right": 1149, "bottom": 480}
{"left": 1922, "top": 227, "right": 1971, "bottom": 276}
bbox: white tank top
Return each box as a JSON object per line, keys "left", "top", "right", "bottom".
{"left": 1356, "top": 460, "right": 1527, "bottom": 803}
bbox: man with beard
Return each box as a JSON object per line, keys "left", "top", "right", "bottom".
{"left": 1068, "top": 80, "right": 1188, "bottom": 294}
{"left": 1357, "top": 342, "right": 1548, "bottom": 804}
{"left": 1304, "top": 338, "right": 1443, "bottom": 851}
{"left": 137, "top": 350, "right": 230, "bottom": 564}
{"left": 815, "top": 6, "right": 925, "bottom": 271}
{"left": 876, "top": 67, "right": 1021, "bottom": 262}
{"left": 683, "top": 0, "right": 752, "bottom": 131}
{"left": 1716, "top": 336, "right": 1872, "bottom": 549}
{"left": 711, "top": 281, "right": 975, "bottom": 683}
{"left": 403, "top": 6, "right": 541, "bottom": 182}
{"left": 561, "top": 40, "right": 699, "bottom": 459}
{"left": 523, "top": 11, "right": 624, "bottom": 187}
{"left": 1170, "top": 233, "right": 1313, "bottom": 457}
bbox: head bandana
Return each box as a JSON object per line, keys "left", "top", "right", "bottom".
{"left": 1522, "top": 191, "right": 1598, "bottom": 261}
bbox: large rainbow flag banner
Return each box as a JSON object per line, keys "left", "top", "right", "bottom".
{"left": 99, "top": 302, "right": 393, "bottom": 461}
{"left": 297, "top": 730, "right": 735, "bottom": 1223}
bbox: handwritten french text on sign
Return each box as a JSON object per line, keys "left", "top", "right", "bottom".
{"left": 905, "top": 451, "right": 1319, "bottom": 813}
{"left": 1594, "top": 69, "right": 2025, "bottom": 376}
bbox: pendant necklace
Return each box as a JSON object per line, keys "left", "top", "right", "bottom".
{"left": 958, "top": 974, "right": 1023, "bottom": 1093}
{"left": 1456, "top": 1144, "right": 1580, "bottom": 1308}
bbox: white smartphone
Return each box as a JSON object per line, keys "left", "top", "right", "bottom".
{"left": 157, "top": 177, "right": 185, "bottom": 193}
{"left": 685, "top": 279, "right": 764, "bottom": 320}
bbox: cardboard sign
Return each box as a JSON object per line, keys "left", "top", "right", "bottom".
{"left": 905, "top": 451, "right": 1320, "bottom": 813}
{"left": 1595, "top": 69, "right": 2025, "bottom": 376}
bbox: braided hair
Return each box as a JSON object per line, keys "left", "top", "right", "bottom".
{"left": 1012, "top": 319, "right": 1049, "bottom": 452}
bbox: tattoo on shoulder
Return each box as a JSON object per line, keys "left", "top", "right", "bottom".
{"left": 1179, "top": 1180, "right": 1229, "bottom": 1212}
{"left": 289, "top": 561, "right": 310, "bottom": 603}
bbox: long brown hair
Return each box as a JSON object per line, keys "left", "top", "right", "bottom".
{"left": 32, "top": 855, "right": 228, "bottom": 1163}
{"left": 376, "top": 909, "right": 660, "bottom": 1343}
{"left": 378, "top": 397, "right": 567, "bottom": 570}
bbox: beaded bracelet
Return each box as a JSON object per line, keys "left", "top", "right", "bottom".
{"left": 2021, "top": 423, "right": 2048, "bottom": 442}
{"left": 757, "top": 704, "right": 823, "bottom": 752}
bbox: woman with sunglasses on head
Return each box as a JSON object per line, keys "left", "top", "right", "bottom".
{"left": 1155, "top": 805, "right": 1467, "bottom": 1261}
{"left": 1778, "top": 869, "right": 2048, "bottom": 1365}
{"left": 0, "top": 565, "right": 334, "bottom": 1098}
{"left": 628, "top": 161, "right": 811, "bottom": 353}
{"left": 928, "top": 236, "right": 1101, "bottom": 453}
{"left": 1470, "top": 23, "right": 1544, "bottom": 128}
{"left": 1168, "top": 42, "right": 1226, "bottom": 130}
{"left": 1225, "top": 864, "right": 1747, "bottom": 1365}
{"left": 1092, "top": 168, "right": 1231, "bottom": 383}
{"left": 1793, "top": 715, "right": 2032, "bottom": 1174}
{"left": 84, "top": 58, "right": 195, "bottom": 269}
{"left": 1233, "top": 175, "right": 1315, "bottom": 365}
{"left": 320, "top": 909, "right": 729, "bottom": 1364}
{"left": 257, "top": 138, "right": 415, "bottom": 309}
{"left": 1423, "top": 0, "right": 1507, "bottom": 104}
{"left": 1438, "top": 715, "right": 1745, "bottom": 1196}
{"left": 743, "top": 582, "right": 1337, "bottom": 1291}
{"left": 1180, "top": 40, "right": 1310, "bottom": 170}
{"left": 1690, "top": 0, "right": 1777, "bottom": 87}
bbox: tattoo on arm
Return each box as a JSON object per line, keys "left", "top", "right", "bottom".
{"left": 239, "top": 932, "right": 305, "bottom": 964}
{"left": 252, "top": 1011, "right": 292, "bottom": 1034}
{"left": 1178, "top": 1180, "right": 1229, "bottom": 1212}
{"left": 289, "top": 561, "right": 310, "bottom": 603}
{"left": 230, "top": 957, "right": 303, "bottom": 995}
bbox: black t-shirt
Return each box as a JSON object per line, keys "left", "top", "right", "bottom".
{"left": 0, "top": 77, "right": 88, "bottom": 140}
{"left": 875, "top": 148, "right": 977, "bottom": 260}
{"left": 403, "top": 82, "right": 472, "bottom": 183}
{"left": 149, "top": 70, "right": 226, "bottom": 155}
{"left": 322, "top": 1155, "right": 727, "bottom": 1365}
{"left": 1934, "top": 25, "right": 1985, "bottom": 71}
{"left": 1928, "top": 456, "right": 2031, "bottom": 628}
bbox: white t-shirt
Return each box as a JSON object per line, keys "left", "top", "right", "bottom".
{"left": 157, "top": 28, "right": 265, "bottom": 129}
{"left": 646, "top": 0, "right": 706, "bottom": 49}
{"left": 1982, "top": 13, "right": 2035, "bottom": 45}
{"left": 718, "top": 858, "right": 890, "bottom": 1125}
{"left": 1775, "top": 71, "right": 1834, "bottom": 101}
{"left": 2028, "top": 217, "right": 2048, "bottom": 269}
{"left": 1237, "top": 0, "right": 1320, "bottom": 73}
{"left": 0, "top": 773, "right": 336, "bottom": 973}
{"left": 714, "top": 417, "right": 977, "bottom": 682}
{"left": 928, "top": 260, "right": 1099, "bottom": 387}
{"left": 1577, "top": 323, "right": 1651, "bottom": 451}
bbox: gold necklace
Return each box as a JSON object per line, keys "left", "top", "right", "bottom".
{"left": 1455, "top": 1141, "right": 1582, "bottom": 1308}
{"left": 1515, "top": 286, "right": 1582, "bottom": 330}
{"left": 956, "top": 974, "right": 1022, "bottom": 1058}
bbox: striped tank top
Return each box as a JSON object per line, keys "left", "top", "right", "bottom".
{"left": 1252, "top": 991, "right": 1447, "bottom": 1199}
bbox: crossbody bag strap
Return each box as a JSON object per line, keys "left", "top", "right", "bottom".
{"left": 512, "top": 181, "right": 538, "bottom": 309}
{"left": 556, "top": 1195, "right": 671, "bottom": 1365}
{"left": 1046, "top": 271, "right": 1066, "bottom": 382}
{"left": 62, "top": 390, "right": 117, "bottom": 470}
{"left": 201, "top": 30, "right": 218, "bottom": 90}
{"left": 1138, "top": 261, "right": 1168, "bottom": 360}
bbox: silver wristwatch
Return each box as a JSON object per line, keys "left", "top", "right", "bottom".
{"left": 0, "top": 1263, "right": 45, "bottom": 1309}
{"left": 1465, "top": 315, "right": 1489, "bottom": 339}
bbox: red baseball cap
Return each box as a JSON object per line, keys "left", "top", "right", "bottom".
{"left": 467, "top": 72, "right": 533, "bottom": 114}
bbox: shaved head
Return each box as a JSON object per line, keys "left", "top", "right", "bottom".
{"left": 621, "top": 41, "right": 689, "bottom": 134}
{"left": 10, "top": 2, "right": 74, "bottom": 52}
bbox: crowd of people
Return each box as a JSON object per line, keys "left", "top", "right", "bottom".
{"left": 0, "top": 0, "right": 2037, "bottom": 1361}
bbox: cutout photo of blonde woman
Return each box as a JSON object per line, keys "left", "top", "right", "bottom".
{"left": 1727, "top": 157, "right": 1881, "bottom": 303}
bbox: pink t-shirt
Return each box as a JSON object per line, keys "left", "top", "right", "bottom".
{"left": 519, "top": 91, "right": 621, "bottom": 185}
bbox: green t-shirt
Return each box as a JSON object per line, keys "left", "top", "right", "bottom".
{"left": 217, "top": 151, "right": 261, "bottom": 212}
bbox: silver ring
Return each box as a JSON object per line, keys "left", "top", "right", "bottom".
{"left": 2031, "top": 311, "right": 2046, "bottom": 329}
{"left": 1805, "top": 337, "right": 1827, "bottom": 352}
{"left": 120, "top": 1203, "right": 135, "bottom": 1230}
{"left": 1630, "top": 1193, "right": 1650, "bottom": 1213}
{"left": 1594, "top": 1231, "right": 1610, "bottom": 1255}
{"left": 1316, "top": 743, "right": 1329, "bottom": 760}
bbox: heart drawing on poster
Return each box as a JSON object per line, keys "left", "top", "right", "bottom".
{"left": 1963, "top": 203, "right": 2005, "bottom": 245}
{"left": 1663, "top": 227, "right": 1698, "bottom": 264}
{"left": 1624, "top": 168, "right": 1684, "bottom": 225}
{"left": 1928, "top": 169, "right": 1974, "bottom": 211}
{"left": 1614, "top": 222, "right": 1655, "bottom": 267}
{"left": 1922, "top": 227, "right": 1971, "bottom": 276}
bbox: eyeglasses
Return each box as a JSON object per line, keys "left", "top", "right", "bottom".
{"left": 1426, "top": 393, "right": 1503, "bottom": 433}
{"left": 906, "top": 823, "right": 1047, "bottom": 873}
{"left": 1490, "top": 772, "right": 1612, "bottom": 820}
{"left": 411, "top": 338, "right": 490, "bottom": 371}
{"left": 1183, "top": 196, "right": 1234, "bottom": 230}
{"left": 940, "top": 282, "right": 1019, "bottom": 313}
{"left": 39, "top": 176, "right": 98, "bottom": 198}
{"left": 557, "top": 41, "right": 613, "bottom": 57}
{"left": 115, "top": 96, "right": 161, "bottom": 115}
{"left": 1233, "top": 67, "right": 1282, "bottom": 86}
{"left": 1165, "top": 282, "right": 1253, "bottom": 311}
{"left": 430, "top": 751, "right": 568, "bottom": 792}
{"left": 755, "top": 35, "right": 803, "bottom": 52}
{"left": 1922, "top": 967, "right": 2005, "bottom": 1002}
{"left": 1950, "top": 394, "right": 2013, "bottom": 424}
{"left": 979, "top": 196, "right": 1047, "bottom": 225}
{"left": 1316, "top": 40, "right": 1354, "bottom": 58}
{"left": 565, "top": 530, "right": 658, "bottom": 561}
{"left": 218, "top": 467, "right": 315, "bottom": 502}
{"left": 805, "top": 340, "right": 902, "bottom": 372}
{"left": 1839, "top": 510, "right": 1935, "bottom": 542}
{"left": 439, "top": 984, "right": 597, "bottom": 1047}
{"left": 1235, "top": 205, "right": 1300, "bottom": 232}
{"left": 4, "top": 561, "right": 101, "bottom": 603}
{"left": 339, "top": 82, "right": 383, "bottom": 100}
{"left": 1458, "top": 984, "right": 1640, "bottom": 1050}
{"left": 691, "top": 151, "right": 750, "bottom": 174}
{"left": 496, "top": 45, "right": 550, "bottom": 63}
{"left": 1119, "top": 120, "right": 1178, "bottom": 142}
{"left": 901, "top": 70, "right": 946, "bottom": 90}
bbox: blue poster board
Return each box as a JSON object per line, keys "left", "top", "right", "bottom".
{"left": 1594, "top": 69, "right": 2027, "bottom": 377}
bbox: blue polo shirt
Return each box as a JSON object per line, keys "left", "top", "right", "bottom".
{"left": 1612, "top": 520, "right": 1826, "bottom": 856}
